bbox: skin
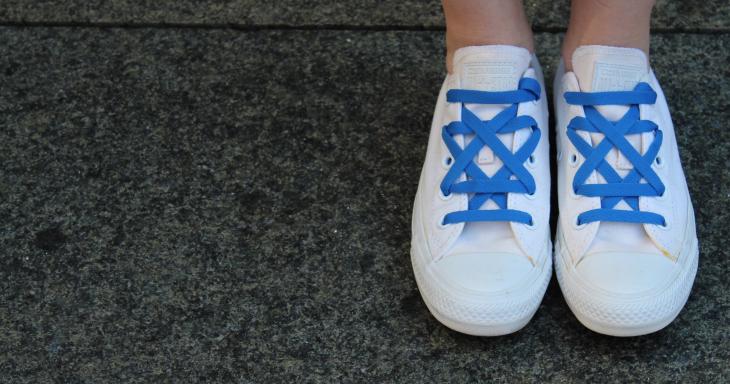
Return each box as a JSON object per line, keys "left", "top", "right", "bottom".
{"left": 442, "top": 0, "right": 533, "bottom": 73}
{"left": 442, "top": 0, "right": 656, "bottom": 73}
{"left": 562, "top": 0, "right": 655, "bottom": 70}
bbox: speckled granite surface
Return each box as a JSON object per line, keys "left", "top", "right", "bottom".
{"left": 1, "top": 1, "right": 729, "bottom": 30}
{"left": 0, "top": 27, "right": 728, "bottom": 382}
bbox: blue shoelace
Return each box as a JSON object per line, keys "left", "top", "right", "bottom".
{"left": 564, "top": 82, "right": 665, "bottom": 226}
{"left": 440, "top": 78, "right": 541, "bottom": 226}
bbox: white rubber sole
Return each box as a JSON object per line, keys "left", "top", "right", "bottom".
{"left": 554, "top": 224, "right": 699, "bottom": 337}
{"left": 410, "top": 239, "right": 552, "bottom": 336}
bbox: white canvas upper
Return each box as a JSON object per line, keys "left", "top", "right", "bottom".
{"left": 553, "top": 45, "right": 699, "bottom": 336}
{"left": 410, "top": 45, "right": 551, "bottom": 336}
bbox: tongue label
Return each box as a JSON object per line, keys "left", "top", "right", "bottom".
{"left": 462, "top": 61, "right": 517, "bottom": 90}
{"left": 592, "top": 62, "right": 643, "bottom": 92}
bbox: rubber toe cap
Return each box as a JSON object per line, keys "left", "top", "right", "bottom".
{"left": 576, "top": 251, "right": 676, "bottom": 295}
{"left": 433, "top": 251, "right": 534, "bottom": 294}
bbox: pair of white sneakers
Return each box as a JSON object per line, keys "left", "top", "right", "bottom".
{"left": 410, "top": 45, "right": 699, "bottom": 337}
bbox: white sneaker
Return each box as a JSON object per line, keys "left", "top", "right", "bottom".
{"left": 411, "top": 46, "right": 552, "bottom": 336}
{"left": 553, "top": 45, "right": 699, "bottom": 336}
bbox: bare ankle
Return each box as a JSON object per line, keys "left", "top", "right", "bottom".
{"left": 562, "top": 0, "right": 655, "bottom": 71}
{"left": 443, "top": 0, "right": 534, "bottom": 73}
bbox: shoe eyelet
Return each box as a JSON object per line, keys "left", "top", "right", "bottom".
{"left": 442, "top": 156, "right": 453, "bottom": 169}
{"left": 524, "top": 219, "right": 537, "bottom": 230}
{"left": 526, "top": 154, "right": 536, "bottom": 168}
{"left": 657, "top": 219, "right": 671, "bottom": 231}
{"left": 569, "top": 153, "right": 579, "bottom": 167}
{"left": 654, "top": 156, "right": 665, "bottom": 169}
{"left": 570, "top": 186, "right": 581, "bottom": 200}
{"left": 573, "top": 217, "right": 587, "bottom": 230}
{"left": 557, "top": 150, "right": 563, "bottom": 162}
{"left": 525, "top": 188, "right": 537, "bottom": 200}
{"left": 437, "top": 216, "right": 449, "bottom": 230}
{"left": 438, "top": 189, "right": 453, "bottom": 201}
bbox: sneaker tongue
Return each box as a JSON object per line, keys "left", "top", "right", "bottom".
{"left": 571, "top": 45, "right": 648, "bottom": 93}
{"left": 452, "top": 46, "right": 531, "bottom": 201}
{"left": 571, "top": 45, "right": 649, "bottom": 180}
{"left": 455, "top": 45, "right": 531, "bottom": 92}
